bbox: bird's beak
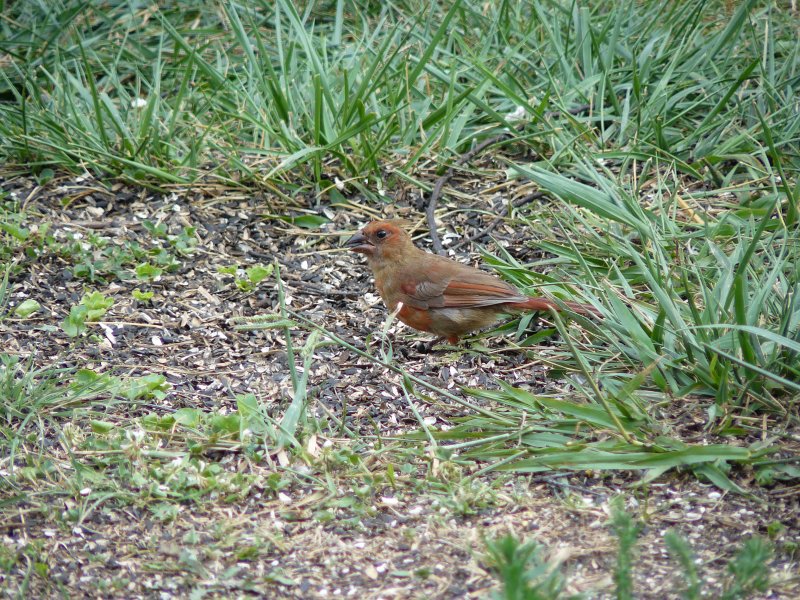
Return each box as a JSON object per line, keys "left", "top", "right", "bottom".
{"left": 344, "top": 231, "right": 374, "bottom": 254}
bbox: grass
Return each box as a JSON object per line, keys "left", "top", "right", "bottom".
{"left": 1, "top": 0, "right": 798, "bottom": 596}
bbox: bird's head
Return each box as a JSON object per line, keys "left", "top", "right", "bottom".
{"left": 344, "top": 220, "right": 414, "bottom": 263}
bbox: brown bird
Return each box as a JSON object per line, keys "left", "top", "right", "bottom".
{"left": 345, "top": 220, "right": 598, "bottom": 345}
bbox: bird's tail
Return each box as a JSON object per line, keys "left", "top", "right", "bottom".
{"left": 509, "top": 297, "right": 601, "bottom": 317}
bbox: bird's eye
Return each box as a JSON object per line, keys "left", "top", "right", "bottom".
{"left": 376, "top": 229, "right": 387, "bottom": 239}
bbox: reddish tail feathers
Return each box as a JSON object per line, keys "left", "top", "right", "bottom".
{"left": 509, "top": 297, "right": 601, "bottom": 317}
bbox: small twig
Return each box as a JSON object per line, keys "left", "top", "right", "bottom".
{"left": 676, "top": 194, "right": 706, "bottom": 224}
{"left": 425, "top": 103, "right": 593, "bottom": 254}
{"left": 426, "top": 128, "right": 520, "bottom": 254}
{"left": 555, "top": 103, "right": 593, "bottom": 117}
{"left": 449, "top": 191, "right": 545, "bottom": 251}
{"left": 294, "top": 282, "right": 361, "bottom": 298}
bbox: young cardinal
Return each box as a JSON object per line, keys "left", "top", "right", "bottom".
{"left": 345, "top": 220, "right": 599, "bottom": 345}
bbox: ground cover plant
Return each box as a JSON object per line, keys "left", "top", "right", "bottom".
{"left": 1, "top": 0, "right": 798, "bottom": 597}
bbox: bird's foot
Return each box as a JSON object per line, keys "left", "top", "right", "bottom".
{"left": 413, "top": 338, "right": 447, "bottom": 354}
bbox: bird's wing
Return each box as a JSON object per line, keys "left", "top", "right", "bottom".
{"left": 400, "top": 260, "right": 526, "bottom": 309}
{"left": 399, "top": 278, "right": 448, "bottom": 309}
{"left": 441, "top": 266, "right": 528, "bottom": 307}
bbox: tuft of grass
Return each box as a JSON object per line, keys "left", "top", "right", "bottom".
{"left": 610, "top": 497, "right": 642, "bottom": 600}
{"left": 665, "top": 528, "right": 773, "bottom": 600}
{"left": 665, "top": 530, "right": 703, "bottom": 600}
{"left": 722, "top": 536, "right": 773, "bottom": 600}
{"left": 483, "top": 534, "right": 566, "bottom": 600}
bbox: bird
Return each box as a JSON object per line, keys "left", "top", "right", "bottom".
{"left": 344, "top": 219, "right": 599, "bottom": 346}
